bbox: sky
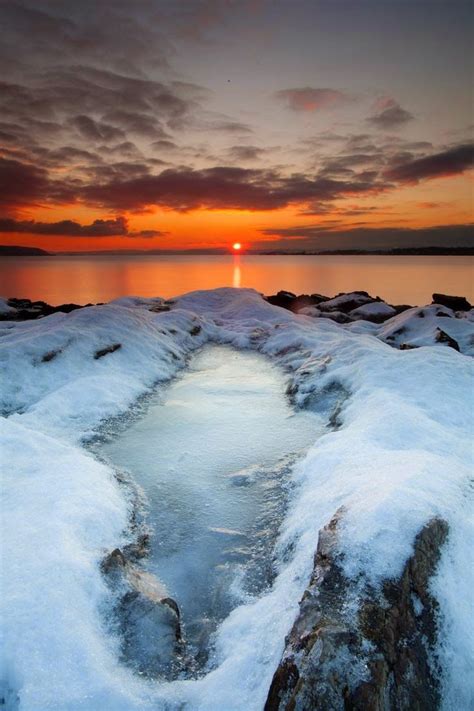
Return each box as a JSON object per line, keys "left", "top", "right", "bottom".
{"left": 0, "top": 0, "right": 472, "bottom": 252}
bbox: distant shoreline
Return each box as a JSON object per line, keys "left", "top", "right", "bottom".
{"left": 1, "top": 245, "right": 473, "bottom": 257}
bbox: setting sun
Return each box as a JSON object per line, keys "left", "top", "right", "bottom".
{"left": 232, "top": 242, "right": 242, "bottom": 251}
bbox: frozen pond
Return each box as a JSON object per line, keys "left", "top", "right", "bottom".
{"left": 99, "top": 345, "right": 323, "bottom": 667}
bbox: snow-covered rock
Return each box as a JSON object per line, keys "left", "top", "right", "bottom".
{"left": 377, "top": 304, "right": 474, "bottom": 355}
{"left": 0, "top": 288, "right": 472, "bottom": 711}
{"left": 350, "top": 300, "right": 397, "bottom": 321}
{"left": 318, "top": 291, "right": 376, "bottom": 313}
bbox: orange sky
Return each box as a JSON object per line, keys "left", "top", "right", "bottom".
{"left": 4, "top": 172, "right": 472, "bottom": 252}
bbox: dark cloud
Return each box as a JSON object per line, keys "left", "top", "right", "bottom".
{"left": 0, "top": 215, "right": 165, "bottom": 238}
{"left": 259, "top": 223, "right": 474, "bottom": 251}
{"left": 0, "top": 1, "right": 171, "bottom": 76}
{"left": 367, "top": 98, "right": 414, "bottom": 129}
{"left": 205, "top": 121, "right": 253, "bottom": 134}
{"left": 100, "top": 110, "right": 168, "bottom": 139}
{"left": 99, "top": 142, "right": 143, "bottom": 159}
{"left": 70, "top": 115, "right": 125, "bottom": 143}
{"left": 151, "top": 140, "right": 180, "bottom": 151}
{"left": 227, "top": 145, "right": 266, "bottom": 161}
{"left": 385, "top": 143, "right": 474, "bottom": 182}
{"left": 79, "top": 165, "right": 386, "bottom": 212}
{"left": 275, "top": 87, "right": 350, "bottom": 112}
{"left": 0, "top": 157, "right": 73, "bottom": 209}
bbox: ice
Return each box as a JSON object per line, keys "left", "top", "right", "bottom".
{"left": 97, "top": 345, "right": 323, "bottom": 661}
{"left": 0, "top": 287, "right": 472, "bottom": 710}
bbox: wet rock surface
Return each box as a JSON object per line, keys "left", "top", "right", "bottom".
{"left": 265, "top": 512, "right": 449, "bottom": 711}
{"left": 0, "top": 297, "right": 90, "bottom": 320}
{"left": 101, "top": 547, "right": 185, "bottom": 678}
{"left": 432, "top": 293, "right": 471, "bottom": 311}
{"left": 94, "top": 343, "right": 122, "bottom": 359}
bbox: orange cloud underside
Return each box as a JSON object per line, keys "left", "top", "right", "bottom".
{"left": 2, "top": 175, "right": 472, "bottom": 252}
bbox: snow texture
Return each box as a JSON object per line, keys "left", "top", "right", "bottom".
{"left": 0, "top": 287, "right": 472, "bottom": 711}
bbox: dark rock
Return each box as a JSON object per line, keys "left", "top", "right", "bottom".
{"left": 41, "top": 348, "right": 62, "bottom": 362}
{"left": 291, "top": 295, "right": 317, "bottom": 312}
{"left": 94, "top": 343, "right": 122, "bottom": 359}
{"left": 123, "top": 533, "right": 150, "bottom": 560}
{"left": 149, "top": 304, "right": 171, "bottom": 312}
{"left": 319, "top": 310, "right": 352, "bottom": 324}
{"left": 392, "top": 304, "right": 413, "bottom": 315}
{"left": 435, "top": 328, "right": 460, "bottom": 352}
{"left": 266, "top": 291, "right": 328, "bottom": 313}
{"left": 265, "top": 512, "right": 448, "bottom": 711}
{"left": 266, "top": 291, "right": 297, "bottom": 310}
{"left": 432, "top": 293, "right": 471, "bottom": 311}
{"left": 310, "top": 293, "right": 330, "bottom": 304}
{"left": 3, "top": 297, "right": 87, "bottom": 320}
{"left": 101, "top": 547, "right": 184, "bottom": 678}
{"left": 55, "top": 302, "right": 83, "bottom": 314}
{"left": 190, "top": 324, "right": 202, "bottom": 335}
{"left": 399, "top": 343, "right": 419, "bottom": 350}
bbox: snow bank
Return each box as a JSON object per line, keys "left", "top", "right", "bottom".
{"left": 1, "top": 288, "right": 472, "bottom": 710}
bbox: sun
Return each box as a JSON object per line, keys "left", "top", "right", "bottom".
{"left": 232, "top": 242, "right": 242, "bottom": 251}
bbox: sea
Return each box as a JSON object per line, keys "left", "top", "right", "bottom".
{"left": 0, "top": 254, "right": 472, "bottom": 306}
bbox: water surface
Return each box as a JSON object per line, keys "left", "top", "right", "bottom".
{"left": 1, "top": 254, "right": 472, "bottom": 305}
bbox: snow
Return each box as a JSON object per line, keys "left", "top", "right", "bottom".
{"left": 318, "top": 291, "right": 374, "bottom": 311}
{"left": 375, "top": 304, "right": 474, "bottom": 355}
{"left": 0, "top": 287, "right": 472, "bottom": 710}
{"left": 350, "top": 300, "right": 396, "bottom": 318}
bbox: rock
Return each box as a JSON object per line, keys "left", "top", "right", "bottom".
{"left": 4, "top": 297, "right": 85, "bottom": 320}
{"left": 319, "top": 292, "right": 378, "bottom": 314}
{"left": 310, "top": 293, "right": 330, "bottom": 304}
{"left": 266, "top": 291, "right": 330, "bottom": 313}
{"left": 432, "top": 293, "right": 471, "bottom": 311}
{"left": 349, "top": 302, "right": 397, "bottom": 323}
{"left": 434, "top": 328, "right": 460, "bottom": 352}
{"left": 94, "top": 343, "right": 121, "bottom": 359}
{"left": 265, "top": 512, "right": 448, "bottom": 711}
{"left": 101, "top": 547, "right": 184, "bottom": 678}
{"left": 392, "top": 304, "right": 413, "bottom": 315}
{"left": 399, "top": 343, "right": 419, "bottom": 350}
{"left": 319, "top": 310, "right": 352, "bottom": 324}
{"left": 266, "top": 291, "right": 298, "bottom": 310}
{"left": 149, "top": 304, "right": 171, "bottom": 312}
{"left": 41, "top": 348, "right": 62, "bottom": 362}
{"left": 291, "top": 295, "right": 317, "bottom": 312}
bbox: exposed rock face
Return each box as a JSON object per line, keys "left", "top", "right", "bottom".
{"left": 94, "top": 343, "right": 122, "bottom": 359}
{"left": 1, "top": 297, "right": 87, "bottom": 320}
{"left": 101, "top": 548, "right": 184, "bottom": 678}
{"left": 432, "top": 293, "right": 471, "bottom": 311}
{"left": 435, "top": 328, "right": 460, "bottom": 351}
{"left": 265, "top": 512, "right": 449, "bottom": 711}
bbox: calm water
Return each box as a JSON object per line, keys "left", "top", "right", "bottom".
{"left": 0, "top": 254, "right": 472, "bottom": 305}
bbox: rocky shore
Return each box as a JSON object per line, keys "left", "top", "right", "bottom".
{"left": 2, "top": 290, "right": 472, "bottom": 355}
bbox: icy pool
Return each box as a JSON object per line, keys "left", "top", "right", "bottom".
{"left": 99, "top": 345, "right": 323, "bottom": 668}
